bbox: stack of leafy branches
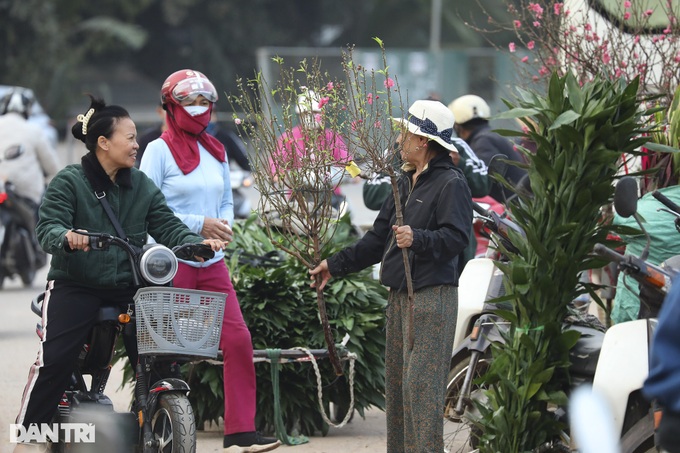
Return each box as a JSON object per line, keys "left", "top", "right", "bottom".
{"left": 184, "top": 215, "right": 387, "bottom": 435}
{"left": 475, "top": 72, "right": 656, "bottom": 452}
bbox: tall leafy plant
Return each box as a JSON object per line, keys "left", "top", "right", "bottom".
{"left": 475, "top": 72, "right": 654, "bottom": 452}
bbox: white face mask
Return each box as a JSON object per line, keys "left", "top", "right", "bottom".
{"left": 300, "top": 113, "right": 322, "bottom": 130}
{"left": 183, "top": 105, "right": 209, "bottom": 116}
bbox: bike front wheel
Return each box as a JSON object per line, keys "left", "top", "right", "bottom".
{"left": 150, "top": 393, "right": 196, "bottom": 453}
{"left": 443, "top": 354, "right": 491, "bottom": 453}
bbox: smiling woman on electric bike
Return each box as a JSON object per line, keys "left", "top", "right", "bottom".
{"left": 13, "top": 96, "right": 226, "bottom": 452}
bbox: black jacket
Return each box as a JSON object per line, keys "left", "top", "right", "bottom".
{"left": 327, "top": 152, "right": 472, "bottom": 290}
{"left": 466, "top": 123, "right": 527, "bottom": 203}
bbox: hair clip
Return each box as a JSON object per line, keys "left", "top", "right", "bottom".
{"left": 76, "top": 108, "right": 95, "bottom": 135}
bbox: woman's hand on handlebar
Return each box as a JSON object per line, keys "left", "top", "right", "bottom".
{"left": 66, "top": 229, "right": 91, "bottom": 252}
{"left": 188, "top": 239, "right": 227, "bottom": 262}
{"left": 201, "top": 238, "right": 229, "bottom": 257}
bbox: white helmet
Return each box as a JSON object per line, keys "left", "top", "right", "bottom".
{"left": 448, "top": 95, "right": 490, "bottom": 125}
{"left": 0, "top": 87, "right": 35, "bottom": 119}
{"left": 295, "top": 89, "right": 321, "bottom": 114}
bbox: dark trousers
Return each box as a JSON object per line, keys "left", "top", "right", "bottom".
{"left": 16, "top": 280, "right": 136, "bottom": 428}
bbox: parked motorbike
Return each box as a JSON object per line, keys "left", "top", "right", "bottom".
{"left": 0, "top": 179, "right": 45, "bottom": 288}
{"left": 444, "top": 177, "right": 675, "bottom": 452}
{"left": 592, "top": 177, "right": 680, "bottom": 452}
{"left": 31, "top": 231, "right": 225, "bottom": 453}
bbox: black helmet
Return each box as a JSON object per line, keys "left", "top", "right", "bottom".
{"left": 0, "top": 87, "right": 35, "bottom": 119}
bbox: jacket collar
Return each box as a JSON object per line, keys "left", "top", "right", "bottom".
{"left": 81, "top": 152, "right": 132, "bottom": 193}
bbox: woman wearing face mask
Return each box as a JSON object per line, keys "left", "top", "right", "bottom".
{"left": 271, "top": 89, "right": 351, "bottom": 210}
{"left": 139, "top": 70, "right": 280, "bottom": 453}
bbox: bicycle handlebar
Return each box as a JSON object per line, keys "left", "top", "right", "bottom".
{"left": 593, "top": 243, "right": 626, "bottom": 265}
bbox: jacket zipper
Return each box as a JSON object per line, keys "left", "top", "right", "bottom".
{"left": 379, "top": 173, "right": 419, "bottom": 284}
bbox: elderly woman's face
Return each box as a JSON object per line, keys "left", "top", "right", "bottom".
{"left": 398, "top": 131, "right": 425, "bottom": 162}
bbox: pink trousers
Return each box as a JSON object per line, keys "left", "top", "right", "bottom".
{"left": 174, "top": 260, "right": 256, "bottom": 435}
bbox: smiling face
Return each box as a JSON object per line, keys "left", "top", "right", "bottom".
{"left": 97, "top": 116, "right": 139, "bottom": 178}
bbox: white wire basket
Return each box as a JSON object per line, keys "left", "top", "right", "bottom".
{"left": 134, "top": 287, "right": 226, "bottom": 359}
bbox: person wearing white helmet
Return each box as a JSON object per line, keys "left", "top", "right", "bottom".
{"left": 0, "top": 87, "right": 60, "bottom": 214}
{"left": 448, "top": 94, "right": 527, "bottom": 203}
{"left": 271, "top": 88, "right": 351, "bottom": 210}
{"left": 0, "top": 87, "right": 60, "bottom": 270}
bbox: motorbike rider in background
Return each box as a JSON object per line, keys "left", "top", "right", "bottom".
{"left": 448, "top": 94, "right": 527, "bottom": 204}
{"left": 271, "top": 88, "right": 352, "bottom": 211}
{"left": 0, "top": 88, "right": 60, "bottom": 264}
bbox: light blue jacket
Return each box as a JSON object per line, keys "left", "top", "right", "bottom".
{"left": 140, "top": 137, "right": 233, "bottom": 268}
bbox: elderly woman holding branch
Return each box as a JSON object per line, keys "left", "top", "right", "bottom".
{"left": 310, "top": 100, "right": 473, "bottom": 452}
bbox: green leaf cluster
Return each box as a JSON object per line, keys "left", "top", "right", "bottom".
{"left": 187, "top": 215, "right": 387, "bottom": 436}
{"left": 479, "top": 72, "right": 654, "bottom": 452}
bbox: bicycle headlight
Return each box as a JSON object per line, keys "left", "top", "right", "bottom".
{"left": 139, "top": 245, "right": 178, "bottom": 285}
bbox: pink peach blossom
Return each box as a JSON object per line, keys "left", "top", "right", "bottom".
{"left": 384, "top": 78, "right": 395, "bottom": 88}
{"left": 624, "top": 12, "right": 631, "bottom": 20}
{"left": 509, "top": 42, "right": 516, "bottom": 52}
{"left": 528, "top": 3, "right": 544, "bottom": 18}
{"left": 514, "top": 20, "right": 522, "bottom": 28}
{"left": 527, "top": 40, "right": 535, "bottom": 50}
{"left": 521, "top": 56, "right": 529, "bottom": 63}
{"left": 644, "top": 9, "right": 653, "bottom": 16}
{"left": 367, "top": 93, "right": 374, "bottom": 105}
{"left": 326, "top": 82, "right": 334, "bottom": 91}
{"left": 624, "top": 1, "right": 631, "bottom": 8}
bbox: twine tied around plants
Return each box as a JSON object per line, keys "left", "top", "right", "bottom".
{"left": 266, "top": 344, "right": 357, "bottom": 444}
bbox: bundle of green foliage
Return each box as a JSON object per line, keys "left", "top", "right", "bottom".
{"left": 474, "top": 72, "right": 657, "bottom": 452}
{"left": 182, "top": 214, "right": 387, "bottom": 436}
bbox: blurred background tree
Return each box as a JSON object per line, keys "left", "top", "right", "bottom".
{"left": 0, "top": 0, "right": 522, "bottom": 133}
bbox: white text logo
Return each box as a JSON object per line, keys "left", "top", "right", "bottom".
{"left": 10, "top": 423, "right": 95, "bottom": 443}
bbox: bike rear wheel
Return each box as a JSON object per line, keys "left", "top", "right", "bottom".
{"left": 151, "top": 393, "right": 196, "bottom": 453}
